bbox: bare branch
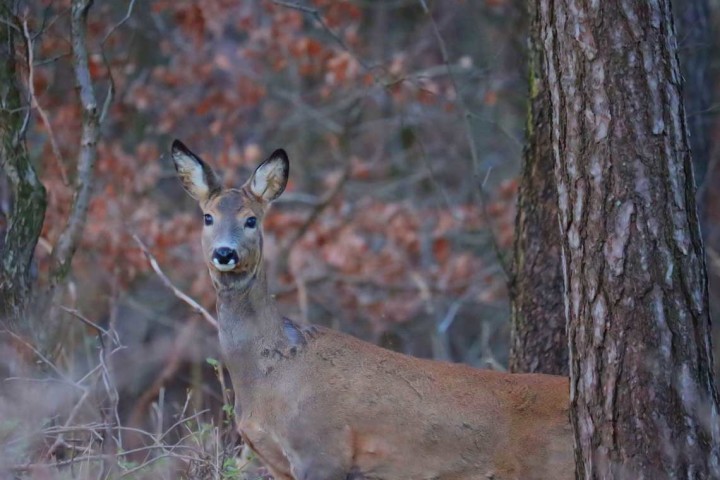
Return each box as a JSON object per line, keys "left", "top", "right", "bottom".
{"left": 418, "top": 0, "right": 512, "bottom": 280}
{"left": 132, "top": 234, "right": 218, "bottom": 329}
{"left": 126, "top": 317, "right": 201, "bottom": 439}
{"left": 58, "top": 306, "right": 113, "bottom": 339}
{"left": 272, "top": 0, "right": 316, "bottom": 14}
{"left": 418, "top": 1, "right": 478, "bottom": 175}
{"left": 3, "top": 329, "right": 72, "bottom": 382}
{"left": 477, "top": 168, "right": 513, "bottom": 280}
{"left": 99, "top": 74, "right": 114, "bottom": 124}
{"left": 34, "top": 50, "right": 71, "bottom": 66}
{"left": 47, "top": 387, "right": 92, "bottom": 458}
{"left": 102, "top": 0, "right": 137, "bottom": 45}
{"left": 0, "top": 15, "right": 21, "bottom": 33}
{"left": 98, "top": 0, "right": 137, "bottom": 123}
{"left": 21, "top": 16, "right": 69, "bottom": 185}
{"left": 280, "top": 163, "right": 351, "bottom": 260}
{"left": 272, "top": 0, "right": 372, "bottom": 71}
{"left": 403, "top": 119, "right": 454, "bottom": 212}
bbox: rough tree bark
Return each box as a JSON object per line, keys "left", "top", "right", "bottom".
{"left": 0, "top": 7, "right": 47, "bottom": 327}
{"left": 509, "top": 0, "right": 566, "bottom": 375}
{"left": 538, "top": 0, "right": 720, "bottom": 478}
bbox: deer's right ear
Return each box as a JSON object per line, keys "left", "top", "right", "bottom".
{"left": 171, "top": 140, "right": 221, "bottom": 202}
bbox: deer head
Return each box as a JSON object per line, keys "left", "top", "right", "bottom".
{"left": 171, "top": 140, "right": 289, "bottom": 291}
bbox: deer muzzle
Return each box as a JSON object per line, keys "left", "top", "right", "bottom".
{"left": 212, "top": 246, "right": 240, "bottom": 272}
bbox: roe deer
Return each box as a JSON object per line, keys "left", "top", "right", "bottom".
{"left": 171, "top": 140, "right": 573, "bottom": 480}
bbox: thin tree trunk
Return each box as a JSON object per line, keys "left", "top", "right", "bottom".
{"left": 37, "top": 0, "right": 102, "bottom": 345}
{"left": 509, "top": 0, "right": 566, "bottom": 375}
{"left": 46, "top": 0, "right": 100, "bottom": 289}
{"left": 0, "top": 8, "right": 47, "bottom": 328}
{"left": 538, "top": 0, "right": 720, "bottom": 477}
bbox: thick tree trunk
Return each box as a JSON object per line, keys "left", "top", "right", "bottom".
{"left": 509, "top": 0, "right": 566, "bottom": 375}
{"left": 0, "top": 9, "right": 47, "bottom": 328}
{"left": 538, "top": 1, "right": 720, "bottom": 478}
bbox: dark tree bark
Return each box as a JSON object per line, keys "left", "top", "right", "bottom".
{"left": 509, "top": 0, "right": 566, "bottom": 376}
{"left": 538, "top": 0, "right": 720, "bottom": 478}
{"left": 0, "top": 8, "right": 47, "bottom": 327}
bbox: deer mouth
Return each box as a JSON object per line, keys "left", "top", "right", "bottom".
{"left": 211, "top": 259, "right": 255, "bottom": 277}
{"left": 212, "top": 258, "right": 238, "bottom": 272}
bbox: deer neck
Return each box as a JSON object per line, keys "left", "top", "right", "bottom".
{"left": 214, "top": 261, "right": 310, "bottom": 405}
{"left": 215, "top": 264, "right": 284, "bottom": 343}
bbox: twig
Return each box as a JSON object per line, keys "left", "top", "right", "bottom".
{"left": 272, "top": 0, "right": 372, "bottom": 72}
{"left": 272, "top": 88, "right": 343, "bottom": 134}
{"left": 280, "top": 163, "right": 351, "bottom": 258}
{"left": 59, "top": 306, "right": 112, "bottom": 338}
{"left": 433, "top": 288, "right": 475, "bottom": 360}
{"left": 97, "top": 0, "right": 137, "bottom": 124}
{"left": 272, "top": 0, "right": 315, "bottom": 14}
{"left": 98, "top": 339, "right": 119, "bottom": 478}
{"left": 99, "top": 76, "right": 114, "bottom": 125}
{"left": 418, "top": 0, "right": 479, "bottom": 179}
{"left": 21, "top": 16, "right": 69, "bottom": 184}
{"left": 401, "top": 115, "right": 454, "bottom": 212}
{"left": 47, "top": 387, "right": 92, "bottom": 458}
{"left": 105, "top": 273, "right": 123, "bottom": 455}
{"left": 132, "top": 234, "right": 218, "bottom": 329}
{"left": 0, "top": 11, "right": 20, "bottom": 30}
{"left": 11, "top": 454, "right": 112, "bottom": 473}
{"left": 477, "top": 167, "right": 512, "bottom": 280}
{"left": 3, "top": 329, "right": 72, "bottom": 382}
{"left": 282, "top": 99, "right": 362, "bottom": 260}
{"left": 47, "top": 313, "right": 124, "bottom": 460}
{"left": 478, "top": 319, "right": 507, "bottom": 372}
{"left": 418, "top": 0, "right": 512, "bottom": 280}
{"left": 34, "top": 51, "right": 71, "bottom": 66}
{"left": 101, "top": 0, "right": 137, "bottom": 45}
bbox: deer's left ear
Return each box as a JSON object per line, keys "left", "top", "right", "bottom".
{"left": 246, "top": 149, "right": 289, "bottom": 203}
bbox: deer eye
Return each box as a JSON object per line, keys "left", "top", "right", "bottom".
{"left": 245, "top": 216, "right": 257, "bottom": 229}
{"left": 204, "top": 214, "right": 214, "bottom": 226}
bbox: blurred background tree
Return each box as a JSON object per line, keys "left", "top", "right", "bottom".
{"left": 1, "top": 0, "right": 719, "bottom": 477}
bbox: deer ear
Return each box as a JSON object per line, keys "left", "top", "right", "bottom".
{"left": 171, "top": 140, "right": 221, "bottom": 202}
{"left": 246, "top": 149, "right": 289, "bottom": 203}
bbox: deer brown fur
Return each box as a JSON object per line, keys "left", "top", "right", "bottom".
{"left": 171, "top": 140, "right": 573, "bottom": 480}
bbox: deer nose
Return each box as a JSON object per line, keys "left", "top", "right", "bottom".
{"left": 213, "top": 247, "right": 239, "bottom": 266}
